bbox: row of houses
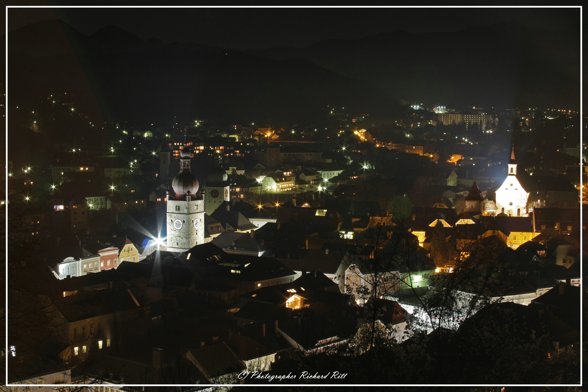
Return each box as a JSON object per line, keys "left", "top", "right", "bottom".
{"left": 53, "top": 240, "right": 141, "bottom": 280}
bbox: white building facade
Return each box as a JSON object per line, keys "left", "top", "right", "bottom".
{"left": 495, "top": 148, "right": 529, "bottom": 216}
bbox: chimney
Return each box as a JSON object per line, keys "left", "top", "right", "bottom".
{"left": 305, "top": 239, "right": 309, "bottom": 250}
{"left": 261, "top": 323, "right": 266, "bottom": 337}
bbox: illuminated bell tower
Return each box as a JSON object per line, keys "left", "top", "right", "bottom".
{"left": 495, "top": 146, "right": 529, "bottom": 217}
{"left": 166, "top": 149, "right": 205, "bottom": 252}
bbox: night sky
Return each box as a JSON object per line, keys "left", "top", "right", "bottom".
{"left": 8, "top": 7, "right": 579, "bottom": 50}
{"left": 6, "top": 5, "right": 582, "bottom": 124}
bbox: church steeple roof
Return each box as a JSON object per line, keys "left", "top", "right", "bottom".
{"left": 509, "top": 146, "right": 516, "bottom": 164}
{"left": 465, "top": 181, "right": 483, "bottom": 201}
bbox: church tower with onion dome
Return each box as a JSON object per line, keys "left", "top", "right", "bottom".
{"left": 166, "top": 148, "right": 205, "bottom": 252}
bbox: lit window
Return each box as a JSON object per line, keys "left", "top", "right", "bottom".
{"left": 286, "top": 294, "right": 304, "bottom": 310}
{"left": 74, "top": 346, "right": 79, "bottom": 356}
{"left": 98, "top": 340, "right": 103, "bottom": 349}
{"left": 82, "top": 345, "right": 87, "bottom": 353}
{"left": 106, "top": 338, "right": 111, "bottom": 347}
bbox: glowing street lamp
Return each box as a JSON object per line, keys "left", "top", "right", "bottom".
{"left": 154, "top": 236, "right": 165, "bottom": 248}
{"left": 50, "top": 184, "right": 56, "bottom": 191}
{"left": 109, "top": 185, "right": 116, "bottom": 191}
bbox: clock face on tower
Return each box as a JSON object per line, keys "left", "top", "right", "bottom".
{"left": 173, "top": 219, "right": 183, "bottom": 230}
{"left": 211, "top": 189, "right": 219, "bottom": 198}
{"left": 193, "top": 218, "right": 200, "bottom": 228}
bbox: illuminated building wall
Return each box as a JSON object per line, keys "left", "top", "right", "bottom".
{"left": 98, "top": 247, "right": 119, "bottom": 271}
{"left": 166, "top": 199, "right": 205, "bottom": 251}
{"left": 495, "top": 155, "right": 529, "bottom": 217}
{"left": 85, "top": 196, "right": 110, "bottom": 211}
{"left": 118, "top": 242, "right": 140, "bottom": 264}
{"left": 506, "top": 231, "right": 540, "bottom": 250}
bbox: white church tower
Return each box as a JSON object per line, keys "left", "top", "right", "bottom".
{"left": 166, "top": 149, "right": 205, "bottom": 252}
{"left": 495, "top": 146, "right": 529, "bottom": 217}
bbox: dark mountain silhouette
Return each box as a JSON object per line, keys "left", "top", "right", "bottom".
{"left": 251, "top": 22, "right": 580, "bottom": 109}
{"left": 8, "top": 20, "right": 403, "bottom": 129}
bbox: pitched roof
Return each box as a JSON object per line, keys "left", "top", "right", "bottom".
{"left": 518, "top": 174, "right": 576, "bottom": 192}
{"left": 480, "top": 215, "right": 534, "bottom": 234}
{"left": 531, "top": 283, "right": 580, "bottom": 329}
{"left": 465, "top": 182, "right": 483, "bottom": 201}
{"left": 212, "top": 204, "right": 257, "bottom": 231}
{"left": 186, "top": 342, "right": 245, "bottom": 380}
{"left": 54, "top": 288, "right": 141, "bottom": 322}
{"left": 279, "top": 249, "right": 344, "bottom": 275}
